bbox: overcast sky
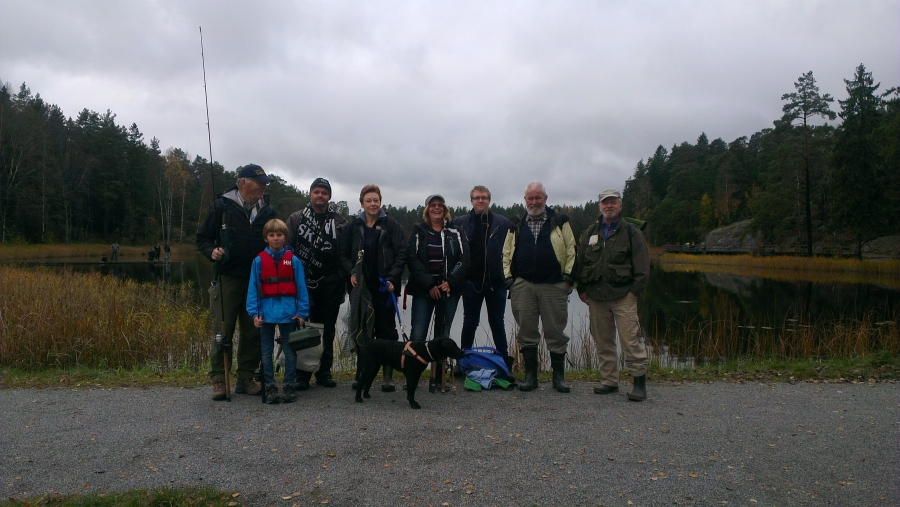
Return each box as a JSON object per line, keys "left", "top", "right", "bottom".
{"left": 1, "top": 1, "right": 897, "bottom": 209}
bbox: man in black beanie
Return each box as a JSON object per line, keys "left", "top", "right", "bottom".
{"left": 286, "top": 177, "right": 348, "bottom": 388}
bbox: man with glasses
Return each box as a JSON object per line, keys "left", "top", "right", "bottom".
{"left": 286, "top": 177, "right": 348, "bottom": 389}
{"left": 502, "top": 182, "right": 577, "bottom": 393}
{"left": 453, "top": 186, "right": 513, "bottom": 372}
{"left": 197, "top": 163, "right": 276, "bottom": 400}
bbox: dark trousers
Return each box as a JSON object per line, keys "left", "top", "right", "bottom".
{"left": 307, "top": 272, "right": 345, "bottom": 375}
{"left": 370, "top": 287, "right": 400, "bottom": 342}
{"left": 208, "top": 274, "right": 261, "bottom": 381}
{"left": 460, "top": 281, "right": 509, "bottom": 356}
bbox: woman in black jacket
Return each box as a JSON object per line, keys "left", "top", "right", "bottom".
{"left": 405, "top": 194, "right": 469, "bottom": 392}
{"left": 340, "top": 184, "right": 407, "bottom": 391}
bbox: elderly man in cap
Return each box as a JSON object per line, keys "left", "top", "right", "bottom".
{"left": 285, "top": 177, "right": 348, "bottom": 389}
{"left": 502, "top": 181, "right": 577, "bottom": 393}
{"left": 197, "top": 163, "right": 276, "bottom": 400}
{"left": 575, "top": 189, "right": 650, "bottom": 401}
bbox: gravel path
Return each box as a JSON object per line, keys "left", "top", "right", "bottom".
{"left": 1, "top": 380, "right": 897, "bottom": 506}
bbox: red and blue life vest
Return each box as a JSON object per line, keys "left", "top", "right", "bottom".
{"left": 259, "top": 250, "right": 297, "bottom": 298}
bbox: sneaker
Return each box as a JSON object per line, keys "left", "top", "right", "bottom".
{"left": 235, "top": 378, "right": 262, "bottom": 396}
{"left": 281, "top": 384, "right": 297, "bottom": 403}
{"left": 264, "top": 384, "right": 280, "bottom": 404}
{"left": 315, "top": 372, "right": 337, "bottom": 388}
{"left": 211, "top": 380, "right": 227, "bottom": 401}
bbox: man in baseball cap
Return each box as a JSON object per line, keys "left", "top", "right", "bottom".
{"left": 575, "top": 188, "right": 651, "bottom": 401}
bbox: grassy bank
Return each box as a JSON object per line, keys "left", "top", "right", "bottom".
{"left": 0, "top": 266, "right": 208, "bottom": 370}
{"left": 4, "top": 486, "right": 241, "bottom": 507}
{"left": 659, "top": 253, "right": 900, "bottom": 288}
{"left": 2, "top": 352, "right": 898, "bottom": 389}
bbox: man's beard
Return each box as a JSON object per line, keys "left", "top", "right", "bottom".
{"left": 527, "top": 205, "right": 544, "bottom": 217}
{"left": 602, "top": 210, "right": 620, "bottom": 221}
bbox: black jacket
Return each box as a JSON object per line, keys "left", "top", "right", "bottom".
{"left": 339, "top": 210, "right": 407, "bottom": 295}
{"left": 285, "top": 203, "right": 349, "bottom": 282}
{"left": 405, "top": 220, "right": 470, "bottom": 298}
{"left": 453, "top": 210, "right": 509, "bottom": 291}
{"left": 196, "top": 188, "right": 276, "bottom": 278}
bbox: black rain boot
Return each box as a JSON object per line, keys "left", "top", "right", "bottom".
{"left": 518, "top": 348, "right": 539, "bottom": 392}
{"left": 381, "top": 365, "right": 395, "bottom": 392}
{"left": 627, "top": 375, "right": 647, "bottom": 401}
{"left": 504, "top": 355, "right": 518, "bottom": 386}
{"left": 294, "top": 370, "right": 312, "bottom": 391}
{"left": 549, "top": 352, "right": 570, "bottom": 393}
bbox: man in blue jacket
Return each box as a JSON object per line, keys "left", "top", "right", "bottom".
{"left": 453, "top": 186, "right": 513, "bottom": 371}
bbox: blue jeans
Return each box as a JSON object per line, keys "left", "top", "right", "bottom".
{"left": 260, "top": 322, "right": 297, "bottom": 386}
{"left": 409, "top": 295, "right": 460, "bottom": 342}
{"left": 460, "top": 282, "right": 508, "bottom": 356}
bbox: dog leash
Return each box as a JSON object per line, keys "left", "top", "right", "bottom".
{"left": 379, "top": 277, "right": 409, "bottom": 341}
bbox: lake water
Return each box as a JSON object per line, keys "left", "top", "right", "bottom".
{"left": 26, "top": 254, "right": 899, "bottom": 368}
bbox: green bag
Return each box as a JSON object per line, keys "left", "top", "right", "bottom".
{"left": 288, "top": 322, "right": 323, "bottom": 351}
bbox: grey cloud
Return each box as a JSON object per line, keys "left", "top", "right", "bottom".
{"left": 1, "top": 0, "right": 897, "bottom": 209}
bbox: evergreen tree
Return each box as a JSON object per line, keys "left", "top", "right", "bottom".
{"left": 832, "top": 64, "right": 883, "bottom": 257}
{"left": 781, "top": 71, "right": 836, "bottom": 256}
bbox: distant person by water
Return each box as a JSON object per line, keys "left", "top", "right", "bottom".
{"left": 110, "top": 242, "right": 119, "bottom": 262}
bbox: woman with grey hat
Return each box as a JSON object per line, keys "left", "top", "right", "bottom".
{"left": 405, "top": 194, "right": 470, "bottom": 393}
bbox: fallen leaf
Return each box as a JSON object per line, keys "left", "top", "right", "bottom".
{"left": 282, "top": 496, "right": 293, "bottom": 500}
{"left": 327, "top": 452, "right": 336, "bottom": 457}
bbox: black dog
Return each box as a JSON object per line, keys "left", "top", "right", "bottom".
{"left": 355, "top": 337, "right": 464, "bottom": 409}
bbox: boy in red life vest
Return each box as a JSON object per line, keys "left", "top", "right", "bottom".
{"left": 247, "top": 219, "right": 310, "bottom": 404}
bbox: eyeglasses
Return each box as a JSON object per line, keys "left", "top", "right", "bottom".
{"left": 471, "top": 196, "right": 490, "bottom": 201}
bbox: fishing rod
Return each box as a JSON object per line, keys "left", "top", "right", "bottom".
{"left": 200, "top": 26, "right": 215, "bottom": 194}
{"left": 200, "top": 26, "right": 231, "bottom": 402}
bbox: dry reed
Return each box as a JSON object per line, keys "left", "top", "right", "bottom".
{"left": 0, "top": 266, "right": 208, "bottom": 370}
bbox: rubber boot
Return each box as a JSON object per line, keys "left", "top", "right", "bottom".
{"left": 294, "top": 370, "right": 312, "bottom": 391}
{"left": 549, "top": 352, "right": 570, "bottom": 393}
{"left": 627, "top": 375, "right": 647, "bottom": 401}
{"left": 504, "top": 355, "right": 518, "bottom": 386}
{"left": 381, "top": 365, "right": 395, "bottom": 392}
{"left": 518, "top": 348, "right": 539, "bottom": 392}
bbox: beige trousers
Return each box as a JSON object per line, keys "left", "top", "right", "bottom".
{"left": 510, "top": 278, "right": 570, "bottom": 354}
{"left": 588, "top": 292, "right": 647, "bottom": 385}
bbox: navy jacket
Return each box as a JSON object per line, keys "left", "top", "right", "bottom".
{"left": 453, "top": 210, "right": 510, "bottom": 291}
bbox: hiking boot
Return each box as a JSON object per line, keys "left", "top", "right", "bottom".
{"left": 593, "top": 384, "right": 619, "bottom": 395}
{"left": 281, "top": 384, "right": 297, "bottom": 403}
{"left": 550, "top": 352, "right": 570, "bottom": 393}
{"left": 315, "top": 371, "right": 337, "bottom": 388}
{"left": 264, "top": 384, "right": 280, "bottom": 404}
{"left": 211, "top": 380, "right": 227, "bottom": 401}
{"left": 627, "top": 375, "right": 647, "bottom": 402}
{"left": 235, "top": 377, "right": 262, "bottom": 396}
{"left": 518, "top": 348, "right": 539, "bottom": 392}
{"left": 294, "top": 370, "right": 311, "bottom": 391}
{"left": 504, "top": 355, "right": 518, "bottom": 385}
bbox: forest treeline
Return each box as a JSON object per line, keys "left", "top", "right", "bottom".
{"left": 623, "top": 64, "right": 899, "bottom": 253}
{"left": 1, "top": 63, "right": 897, "bottom": 250}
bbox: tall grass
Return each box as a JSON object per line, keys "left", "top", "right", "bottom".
{"left": 0, "top": 266, "right": 208, "bottom": 370}
{"left": 563, "top": 297, "right": 899, "bottom": 371}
